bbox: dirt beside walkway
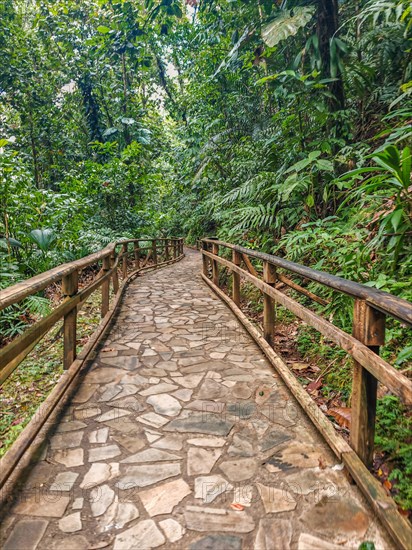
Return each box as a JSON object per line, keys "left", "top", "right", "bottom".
{"left": 0, "top": 249, "right": 393, "bottom": 549}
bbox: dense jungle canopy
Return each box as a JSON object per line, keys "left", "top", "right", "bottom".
{"left": 0, "top": 0, "right": 411, "bottom": 512}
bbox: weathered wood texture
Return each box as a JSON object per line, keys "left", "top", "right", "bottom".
{"left": 202, "top": 239, "right": 412, "bottom": 326}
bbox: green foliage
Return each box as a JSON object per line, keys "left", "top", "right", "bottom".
{"left": 375, "top": 396, "right": 412, "bottom": 509}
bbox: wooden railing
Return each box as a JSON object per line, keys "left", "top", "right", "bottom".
{"left": 0, "top": 237, "right": 184, "bottom": 383}
{"left": 0, "top": 237, "right": 184, "bottom": 495}
{"left": 201, "top": 237, "right": 412, "bottom": 548}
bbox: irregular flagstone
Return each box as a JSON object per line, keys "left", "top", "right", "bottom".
{"left": 14, "top": 495, "right": 70, "bottom": 518}
{"left": 177, "top": 373, "right": 205, "bottom": 389}
{"left": 228, "top": 434, "right": 255, "bottom": 457}
{"left": 116, "top": 463, "right": 181, "bottom": 489}
{"left": 185, "top": 506, "right": 255, "bottom": 533}
{"left": 257, "top": 483, "right": 297, "bottom": 514}
{"left": 88, "top": 444, "right": 121, "bottom": 462}
{"left": 300, "top": 497, "right": 369, "bottom": 540}
{"left": 165, "top": 413, "right": 234, "bottom": 436}
{"left": 255, "top": 519, "right": 292, "bottom": 550}
{"left": 71, "top": 383, "right": 98, "bottom": 404}
{"left": 95, "top": 408, "right": 132, "bottom": 423}
{"left": 120, "top": 448, "right": 181, "bottom": 463}
{"left": 50, "top": 471, "right": 79, "bottom": 491}
{"left": 113, "top": 519, "right": 165, "bottom": 550}
{"left": 138, "top": 477, "right": 191, "bottom": 517}
{"left": 89, "top": 427, "right": 109, "bottom": 444}
{"left": 139, "top": 382, "right": 179, "bottom": 396}
{"left": 194, "top": 475, "right": 233, "bottom": 504}
{"left": 53, "top": 448, "right": 84, "bottom": 467}
{"left": 186, "top": 400, "right": 225, "bottom": 413}
{"left": 56, "top": 420, "right": 87, "bottom": 433}
{"left": 188, "top": 436, "right": 226, "bottom": 447}
{"left": 187, "top": 447, "right": 222, "bottom": 476}
{"left": 74, "top": 407, "right": 101, "bottom": 420}
{"left": 97, "top": 496, "right": 139, "bottom": 532}
{"left": 59, "top": 512, "right": 82, "bottom": 533}
{"left": 260, "top": 429, "right": 293, "bottom": 452}
{"left": 80, "top": 463, "right": 118, "bottom": 489}
{"left": 159, "top": 518, "right": 186, "bottom": 543}
{"left": 137, "top": 412, "right": 169, "bottom": 428}
{"left": 190, "top": 535, "right": 242, "bottom": 550}
{"left": 101, "top": 356, "right": 139, "bottom": 370}
{"left": 50, "top": 430, "right": 84, "bottom": 449}
{"left": 90, "top": 484, "right": 115, "bottom": 517}
{"left": 152, "top": 434, "right": 183, "bottom": 450}
{"left": 297, "top": 533, "right": 351, "bottom": 550}
{"left": 111, "top": 432, "right": 146, "bottom": 453}
{"left": 219, "top": 458, "right": 257, "bottom": 481}
{"left": 98, "top": 385, "right": 124, "bottom": 402}
{"left": 3, "top": 519, "right": 48, "bottom": 550}
{"left": 147, "top": 393, "right": 182, "bottom": 416}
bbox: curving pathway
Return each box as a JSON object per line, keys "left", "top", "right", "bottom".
{"left": 0, "top": 249, "right": 393, "bottom": 549}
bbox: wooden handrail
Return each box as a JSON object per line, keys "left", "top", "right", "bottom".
{"left": 0, "top": 238, "right": 184, "bottom": 385}
{"left": 201, "top": 239, "right": 412, "bottom": 463}
{"left": 202, "top": 238, "right": 412, "bottom": 326}
{"left": 201, "top": 238, "right": 412, "bottom": 549}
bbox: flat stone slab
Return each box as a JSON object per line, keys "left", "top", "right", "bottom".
{"left": 190, "top": 535, "right": 242, "bottom": 550}
{"left": 113, "top": 519, "right": 165, "bottom": 549}
{"left": 139, "top": 478, "right": 191, "bottom": 517}
{"left": 14, "top": 495, "right": 70, "bottom": 518}
{"left": 185, "top": 506, "right": 255, "bottom": 533}
{"left": 147, "top": 393, "right": 182, "bottom": 416}
{"left": 116, "top": 463, "right": 181, "bottom": 489}
{"left": 3, "top": 519, "right": 48, "bottom": 550}
{"left": 165, "top": 413, "right": 234, "bottom": 436}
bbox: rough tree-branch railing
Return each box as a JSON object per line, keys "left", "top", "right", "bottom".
{"left": 201, "top": 238, "right": 412, "bottom": 550}
{"left": 0, "top": 237, "right": 184, "bottom": 496}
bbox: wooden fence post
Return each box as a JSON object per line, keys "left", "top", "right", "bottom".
{"left": 122, "top": 243, "right": 128, "bottom": 279}
{"left": 202, "top": 241, "right": 209, "bottom": 276}
{"left": 232, "top": 250, "right": 241, "bottom": 306}
{"left": 165, "top": 239, "right": 169, "bottom": 260}
{"left": 111, "top": 251, "right": 119, "bottom": 294}
{"left": 263, "top": 261, "right": 277, "bottom": 345}
{"left": 152, "top": 239, "right": 157, "bottom": 265}
{"left": 101, "top": 255, "right": 110, "bottom": 317}
{"left": 212, "top": 242, "right": 219, "bottom": 286}
{"left": 62, "top": 270, "right": 78, "bottom": 370}
{"left": 350, "top": 300, "right": 386, "bottom": 467}
{"left": 134, "top": 241, "right": 140, "bottom": 269}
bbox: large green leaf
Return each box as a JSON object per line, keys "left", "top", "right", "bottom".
{"left": 262, "top": 7, "right": 315, "bottom": 48}
{"left": 30, "top": 229, "right": 57, "bottom": 252}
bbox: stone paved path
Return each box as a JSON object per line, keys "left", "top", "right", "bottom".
{"left": 1, "top": 249, "right": 393, "bottom": 550}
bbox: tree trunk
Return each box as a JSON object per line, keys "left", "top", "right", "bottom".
{"left": 316, "top": 0, "right": 345, "bottom": 111}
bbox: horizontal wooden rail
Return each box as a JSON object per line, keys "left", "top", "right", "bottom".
{"left": 0, "top": 238, "right": 184, "bottom": 385}
{"left": 201, "top": 237, "right": 412, "bottom": 549}
{"left": 202, "top": 238, "right": 412, "bottom": 326}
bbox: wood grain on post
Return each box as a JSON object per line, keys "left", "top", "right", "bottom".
{"left": 111, "top": 252, "right": 119, "bottom": 294}
{"left": 122, "top": 243, "right": 128, "bottom": 279}
{"left": 134, "top": 241, "right": 140, "bottom": 269}
{"left": 212, "top": 242, "right": 219, "bottom": 286}
{"left": 165, "top": 239, "right": 169, "bottom": 260}
{"left": 350, "top": 300, "right": 385, "bottom": 468}
{"left": 263, "top": 261, "right": 276, "bottom": 345}
{"left": 152, "top": 239, "right": 158, "bottom": 265}
{"left": 232, "top": 250, "right": 241, "bottom": 306}
{"left": 101, "top": 256, "right": 110, "bottom": 317}
{"left": 62, "top": 269, "right": 78, "bottom": 370}
{"left": 202, "top": 241, "right": 209, "bottom": 277}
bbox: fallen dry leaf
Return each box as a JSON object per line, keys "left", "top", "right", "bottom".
{"left": 102, "top": 347, "right": 115, "bottom": 352}
{"left": 230, "top": 503, "right": 245, "bottom": 511}
{"left": 328, "top": 407, "right": 351, "bottom": 429}
{"left": 318, "top": 455, "right": 327, "bottom": 470}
